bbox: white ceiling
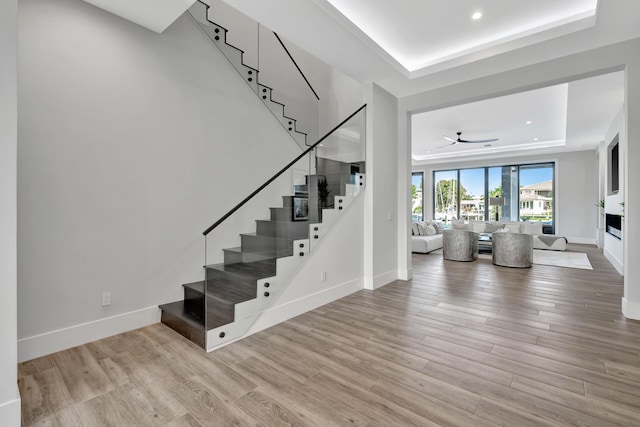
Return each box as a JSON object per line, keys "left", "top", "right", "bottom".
{"left": 411, "top": 71, "right": 624, "bottom": 164}
{"left": 324, "top": 0, "right": 598, "bottom": 73}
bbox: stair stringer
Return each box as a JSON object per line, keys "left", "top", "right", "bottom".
{"left": 188, "top": 1, "right": 308, "bottom": 149}
{"left": 205, "top": 173, "right": 365, "bottom": 351}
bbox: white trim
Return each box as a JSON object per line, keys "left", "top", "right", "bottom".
{"left": 371, "top": 269, "right": 398, "bottom": 290}
{"left": 398, "top": 267, "right": 413, "bottom": 281}
{"left": 249, "top": 277, "right": 364, "bottom": 334}
{"left": 604, "top": 247, "right": 624, "bottom": 275}
{"left": 622, "top": 297, "right": 640, "bottom": 320}
{"left": 18, "top": 306, "right": 160, "bottom": 362}
{"left": 0, "top": 387, "right": 21, "bottom": 427}
{"left": 566, "top": 237, "right": 595, "bottom": 245}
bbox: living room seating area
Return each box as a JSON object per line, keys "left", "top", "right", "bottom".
{"left": 411, "top": 219, "right": 567, "bottom": 254}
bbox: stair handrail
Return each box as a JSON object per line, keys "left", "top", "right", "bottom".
{"left": 203, "top": 104, "right": 367, "bottom": 236}
{"left": 272, "top": 32, "right": 320, "bottom": 101}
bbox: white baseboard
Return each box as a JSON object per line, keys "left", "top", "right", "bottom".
{"left": 567, "top": 237, "right": 596, "bottom": 245}
{"left": 372, "top": 269, "right": 399, "bottom": 289}
{"left": 246, "top": 277, "right": 365, "bottom": 336}
{"left": 398, "top": 267, "right": 413, "bottom": 281}
{"left": 18, "top": 306, "right": 161, "bottom": 362}
{"left": 622, "top": 297, "right": 640, "bottom": 320}
{"left": 0, "top": 387, "right": 21, "bottom": 427}
{"left": 603, "top": 248, "right": 624, "bottom": 275}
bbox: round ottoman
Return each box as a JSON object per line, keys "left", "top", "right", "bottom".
{"left": 492, "top": 232, "right": 533, "bottom": 268}
{"left": 443, "top": 229, "right": 479, "bottom": 262}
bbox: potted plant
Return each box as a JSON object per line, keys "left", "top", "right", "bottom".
{"left": 318, "top": 177, "right": 331, "bottom": 208}
{"left": 595, "top": 200, "right": 605, "bottom": 249}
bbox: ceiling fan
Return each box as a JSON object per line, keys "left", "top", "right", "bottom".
{"left": 439, "top": 131, "right": 498, "bottom": 148}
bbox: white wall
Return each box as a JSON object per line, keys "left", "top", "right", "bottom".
{"left": 17, "top": 0, "right": 312, "bottom": 360}
{"left": 0, "top": 0, "right": 20, "bottom": 423}
{"left": 364, "top": 83, "right": 399, "bottom": 289}
{"left": 413, "top": 151, "right": 598, "bottom": 243}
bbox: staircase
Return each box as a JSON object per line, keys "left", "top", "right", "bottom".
{"left": 160, "top": 173, "right": 365, "bottom": 349}
{"left": 159, "top": 0, "right": 366, "bottom": 350}
{"left": 188, "top": 0, "right": 311, "bottom": 148}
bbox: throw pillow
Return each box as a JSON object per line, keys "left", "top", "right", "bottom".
{"left": 503, "top": 222, "right": 522, "bottom": 233}
{"left": 416, "top": 222, "right": 428, "bottom": 236}
{"left": 424, "top": 224, "right": 437, "bottom": 236}
{"left": 470, "top": 221, "right": 485, "bottom": 233}
{"left": 522, "top": 221, "right": 543, "bottom": 235}
{"left": 411, "top": 222, "right": 420, "bottom": 236}
{"left": 451, "top": 219, "right": 468, "bottom": 231}
{"left": 484, "top": 222, "right": 504, "bottom": 233}
{"left": 431, "top": 221, "right": 444, "bottom": 234}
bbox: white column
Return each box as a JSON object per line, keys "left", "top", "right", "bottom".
{"left": 623, "top": 60, "right": 640, "bottom": 319}
{"left": 363, "top": 83, "right": 399, "bottom": 290}
{"left": 0, "top": 0, "right": 20, "bottom": 424}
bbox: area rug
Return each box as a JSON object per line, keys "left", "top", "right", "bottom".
{"left": 431, "top": 249, "right": 593, "bottom": 270}
{"left": 531, "top": 250, "right": 592, "bottom": 270}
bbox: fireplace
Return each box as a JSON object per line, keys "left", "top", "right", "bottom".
{"left": 606, "top": 213, "right": 622, "bottom": 240}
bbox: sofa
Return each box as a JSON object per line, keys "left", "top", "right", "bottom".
{"left": 411, "top": 220, "right": 444, "bottom": 253}
{"left": 454, "top": 220, "right": 567, "bottom": 251}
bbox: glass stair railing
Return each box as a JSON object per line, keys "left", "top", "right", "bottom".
{"left": 160, "top": 105, "right": 366, "bottom": 349}
{"left": 188, "top": 0, "right": 319, "bottom": 150}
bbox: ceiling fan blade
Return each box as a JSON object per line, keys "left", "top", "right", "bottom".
{"left": 442, "top": 135, "right": 457, "bottom": 143}
{"left": 437, "top": 141, "right": 457, "bottom": 148}
{"left": 458, "top": 138, "right": 499, "bottom": 143}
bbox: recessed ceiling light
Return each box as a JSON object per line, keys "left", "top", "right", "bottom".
{"left": 526, "top": 120, "right": 533, "bottom": 124}
{"left": 533, "top": 138, "right": 539, "bottom": 141}
{"left": 472, "top": 12, "right": 482, "bottom": 20}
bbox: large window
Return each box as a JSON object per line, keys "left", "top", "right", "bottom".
{"left": 412, "top": 172, "right": 423, "bottom": 221}
{"left": 433, "top": 162, "right": 555, "bottom": 232}
{"left": 434, "top": 170, "right": 457, "bottom": 223}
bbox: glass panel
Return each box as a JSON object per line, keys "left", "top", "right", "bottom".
{"left": 459, "top": 168, "right": 485, "bottom": 222}
{"left": 314, "top": 107, "right": 367, "bottom": 215}
{"left": 203, "top": 106, "right": 366, "bottom": 348}
{"left": 189, "top": 0, "right": 318, "bottom": 150}
{"left": 434, "top": 170, "right": 458, "bottom": 225}
{"left": 519, "top": 164, "right": 554, "bottom": 233}
{"left": 411, "top": 172, "right": 423, "bottom": 221}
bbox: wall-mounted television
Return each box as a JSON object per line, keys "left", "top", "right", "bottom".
{"left": 609, "top": 135, "right": 619, "bottom": 194}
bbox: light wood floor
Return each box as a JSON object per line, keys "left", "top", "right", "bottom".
{"left": 19, "top": 244, "right": 640, "bottom": 426}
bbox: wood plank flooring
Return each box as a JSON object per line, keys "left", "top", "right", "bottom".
{"left": 19, "top": 244, "right": 640, "bottom": 426}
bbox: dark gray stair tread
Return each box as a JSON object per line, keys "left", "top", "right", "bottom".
{"left": 223, "top": 247, "right": 276, "bottom": 263}
{"left": 159, "top": 300, "right": 205, "bottom": 348}
{"left": 183, "top": 278, "right": 255, "bottom": 305}
{"left": 208, "top": 258, "right": 277, "bottom": 278}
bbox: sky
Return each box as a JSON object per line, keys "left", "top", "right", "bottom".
{"left": 433, "top": 166, "right": 553, "bottom": 198}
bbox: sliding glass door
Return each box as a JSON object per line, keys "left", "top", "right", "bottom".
{"left": 459, "top": 168, "right": 485, "bottom": 222}
{"left": 412, "top": 172, "right": 423, "bottom": 221}
{"left": 519, "top": 163, "right": 554, "bottom": 232}
{"left": 434, "top": 170, "right": 457, "bottom": 224}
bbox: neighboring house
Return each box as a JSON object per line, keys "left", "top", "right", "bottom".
{"left": 519, "top": 180, "right": 553, "bottom": 218}
{"left": 2, "top": 1, "right": 640, "bottom": 423}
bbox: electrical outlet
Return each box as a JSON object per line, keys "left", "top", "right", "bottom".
{"left": 102, "top": 292, "right": 111, "bottom": 306}
{"left": 320, "top": 271, "right": 326, "bottom": 282}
